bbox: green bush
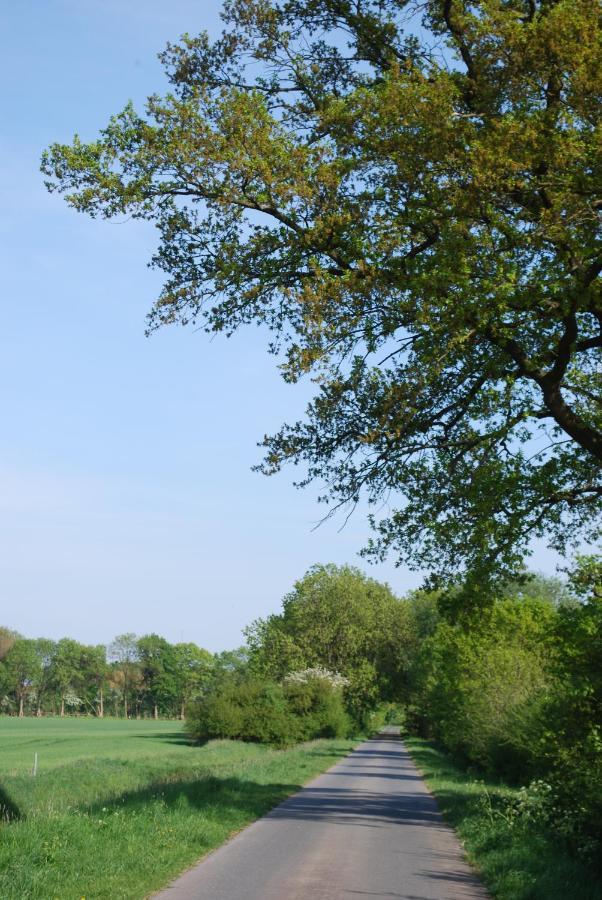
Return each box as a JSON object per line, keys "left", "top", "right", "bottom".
{"left": 534, "top": 576, "right": 602, "bottom": 862}
{"left": 411, "top": 598, "right": 556, "bottom": 779}
{"left": 187, "top": 673, "right": 352, "bottom": 747}
{"left": 405, "top": 564, "right": 602, "bottom": 863}
{"left": 186, "top": 677, "right": 296, "bottom": 748}
{"left": 283, "top": 678, "right": 351, "bottom": 739}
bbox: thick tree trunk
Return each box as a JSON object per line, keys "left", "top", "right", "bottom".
{"left": 60, "top": 697, "right": 65, "bottom": 717}
{"left": 153, "top": 704, "right": 158, "bottom": 720}
{"left": 542, "top": 382, "right": 602, "bottom": 462}
{"left": 18, "top": 695, "right": 24, "bottom": 718}
{"left": 493, "top": 330, "right": 602, "bottom": 462}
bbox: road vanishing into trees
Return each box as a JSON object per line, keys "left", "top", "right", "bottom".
{"left": 155, "top": 729, "right": 488, "bottom": 900}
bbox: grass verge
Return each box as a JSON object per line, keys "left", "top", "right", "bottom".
{"left": 0, "top": 721, "right": 357, "bottom": 899}
{"left": 404, "top": 737, "right": 602, "bottom": 900}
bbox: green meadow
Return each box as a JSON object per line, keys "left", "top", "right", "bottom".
{"left": 0, "top": 717, "right": 357, "bottom": 900}
{"left": 0, "top": 717, "right": 192, "bottom": 775}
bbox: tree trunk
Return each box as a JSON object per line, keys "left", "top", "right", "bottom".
{"left": 180, "top": 702, "right": 185, "bottom": 720}
{"left": 18, "top": 695, "right": 24, "bottom": 718}
{"left": 60, "top": 697, "right": 65, "bottom": 717}
{"left": 124, "top": 696, "right": 128, "bottom": 719}
{"left": 542, "top": 382, "right": 602, "bottom": 462}
{"left": 153, "top": 703, "right": 158, "bottom": 720}
{"left": 98, "top": 686, "right": 104, "bottom": 718}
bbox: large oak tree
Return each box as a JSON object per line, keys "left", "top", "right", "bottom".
{"left": 43, "top": 0, "right": 602, "bottom": 582}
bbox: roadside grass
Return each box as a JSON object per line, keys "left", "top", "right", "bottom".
{"left": 404, "top": 737, "right": 602, "bottom": 900}
{"left": 0, "top": 717, "right": 357, "bottom": 899}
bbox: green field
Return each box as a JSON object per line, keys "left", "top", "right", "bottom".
{"left": 0, "top": 717, "right": 194, "bottom": 775}
{"left": 0, "top": 717, "right": 357, "bottom": 899}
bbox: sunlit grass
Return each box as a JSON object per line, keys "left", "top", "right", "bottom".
{"left": 0, "top": 717, "right": 357, "bottom": 899}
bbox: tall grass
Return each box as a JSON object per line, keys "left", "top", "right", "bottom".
{"left": 405, "top": 737, "right": 602, "bottom": 900}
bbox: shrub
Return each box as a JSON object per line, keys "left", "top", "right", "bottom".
{"left": 186, "top": 677, "right": 296, "bottom": 748}
{"left": 283, "top": 676, "right": 351, "bottom": 740}
{"left": 187, "top": 670, "right": 353, "bottom": 747}
{"left": 411, "top": 598, "right": 556, "bottom": 778}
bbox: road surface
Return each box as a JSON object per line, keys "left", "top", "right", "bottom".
{"left": 155, "top": 730, "right": 488, "bottom": 900}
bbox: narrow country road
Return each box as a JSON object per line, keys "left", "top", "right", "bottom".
{"left": 155, "top": 730, "right": 488, "bottom": 900}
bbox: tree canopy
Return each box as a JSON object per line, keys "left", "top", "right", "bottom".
{"left": 246, "top": 563, "right": 411, "bottom": 718}
{"left": 42, "top": 0, "right": 602, "bottom": 582}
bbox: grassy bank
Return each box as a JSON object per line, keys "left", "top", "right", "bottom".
{"left": 0, "top": 717, "right": 357, "bottom": 899}
{"left": 404, "top": 737, "right": 602, "bottom": 900}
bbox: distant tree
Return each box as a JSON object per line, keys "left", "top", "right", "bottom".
{"left": 137, "top": 634, "right": 177, "bottom": 719}
{"left": 173, "top": 643, "right": 214, "bottom": 719}
{"left": 31, "top": 638, "right": 56, "bottom": 716}
{"left": 1, "top": 639, "right": 40, "bottom": 717}
{"left": 79, "top": 644, "right": 108, "bottom": 717}
{"left": 212, "top": 647, "right": 250, "bottom": 681}
{"left": 500, "top": 572, "right": 576, "bottom": 608}
{"left": 108, "top": 634, "right": 139, "bottom": 718}
{"left": 49, "top": 639, "right": 86, "bottom": 716}
{"left": 0, "top": 627, "right": 19, "bottom": 662}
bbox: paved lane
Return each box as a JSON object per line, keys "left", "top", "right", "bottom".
{"left": 155, "top": 731, "right": 488, "bottom": 900}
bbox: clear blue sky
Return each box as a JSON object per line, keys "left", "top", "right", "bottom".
{"left": 0, "top": 0, "right": 561, "bottom": 651}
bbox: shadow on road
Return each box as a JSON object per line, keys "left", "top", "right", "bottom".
{"left": 267, "top": 781, "right": 445, "bottom": 829}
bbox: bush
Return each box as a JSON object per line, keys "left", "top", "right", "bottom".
{"left": 410, "top": 598, "right": 556, "bottom": 779}
{"left": 187, "top": 672, "right": 352, "bottom": 747}
{"left": 187, "top": 677, "right": 296, "bottom": 748}
{"left": 283, "top": 677, "right": 351, "bottom": 740}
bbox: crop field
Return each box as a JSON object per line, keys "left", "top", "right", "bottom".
{"left": 0, "top": 717, "right": 357, "bottom": 899}
{"left": 0, "top": 717, "right": 193, "bottom": 775}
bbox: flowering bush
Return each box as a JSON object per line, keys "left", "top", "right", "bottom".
{"left": 284, "top": 668, "right": 349, "bottom": 689}
{"left": 187, "top": 672, "right": 351, "bottom": 747}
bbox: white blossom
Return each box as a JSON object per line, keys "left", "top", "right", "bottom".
{"left": 283, "top": 667, "right": 349, "bottom": 688}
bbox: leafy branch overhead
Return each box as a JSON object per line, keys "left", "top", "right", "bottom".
{"left": 42, "top": 0, "right": 602, "bottom": 581}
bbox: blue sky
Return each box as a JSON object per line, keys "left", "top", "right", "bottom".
{"left": 0, "top": 0, "right": 562, "bottom": 651}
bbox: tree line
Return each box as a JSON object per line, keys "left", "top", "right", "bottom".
{"left": 0, "top": 631, "right": 215, "bottom": 720}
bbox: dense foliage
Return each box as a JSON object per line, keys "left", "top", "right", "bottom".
{"left": 245, "top": 564, "right": 410, "bottom": 723}
{"left": 42, "top": 0, "right": 602, "bottom": 583}
{"left": 405, "top": 558, "right": 602, "bottom": 864}
{"left": 0, "top": 631, "right": 213, "bottom": 719}
{"left": 187, "top": 565, "right": 404, "bottom": 743}
{"left": 186, "top": 670, "right": 351, "bottom": 747}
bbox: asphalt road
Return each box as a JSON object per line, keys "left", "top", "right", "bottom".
{"left": 155, "top": 730, "right": 489, "bottom": 900}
